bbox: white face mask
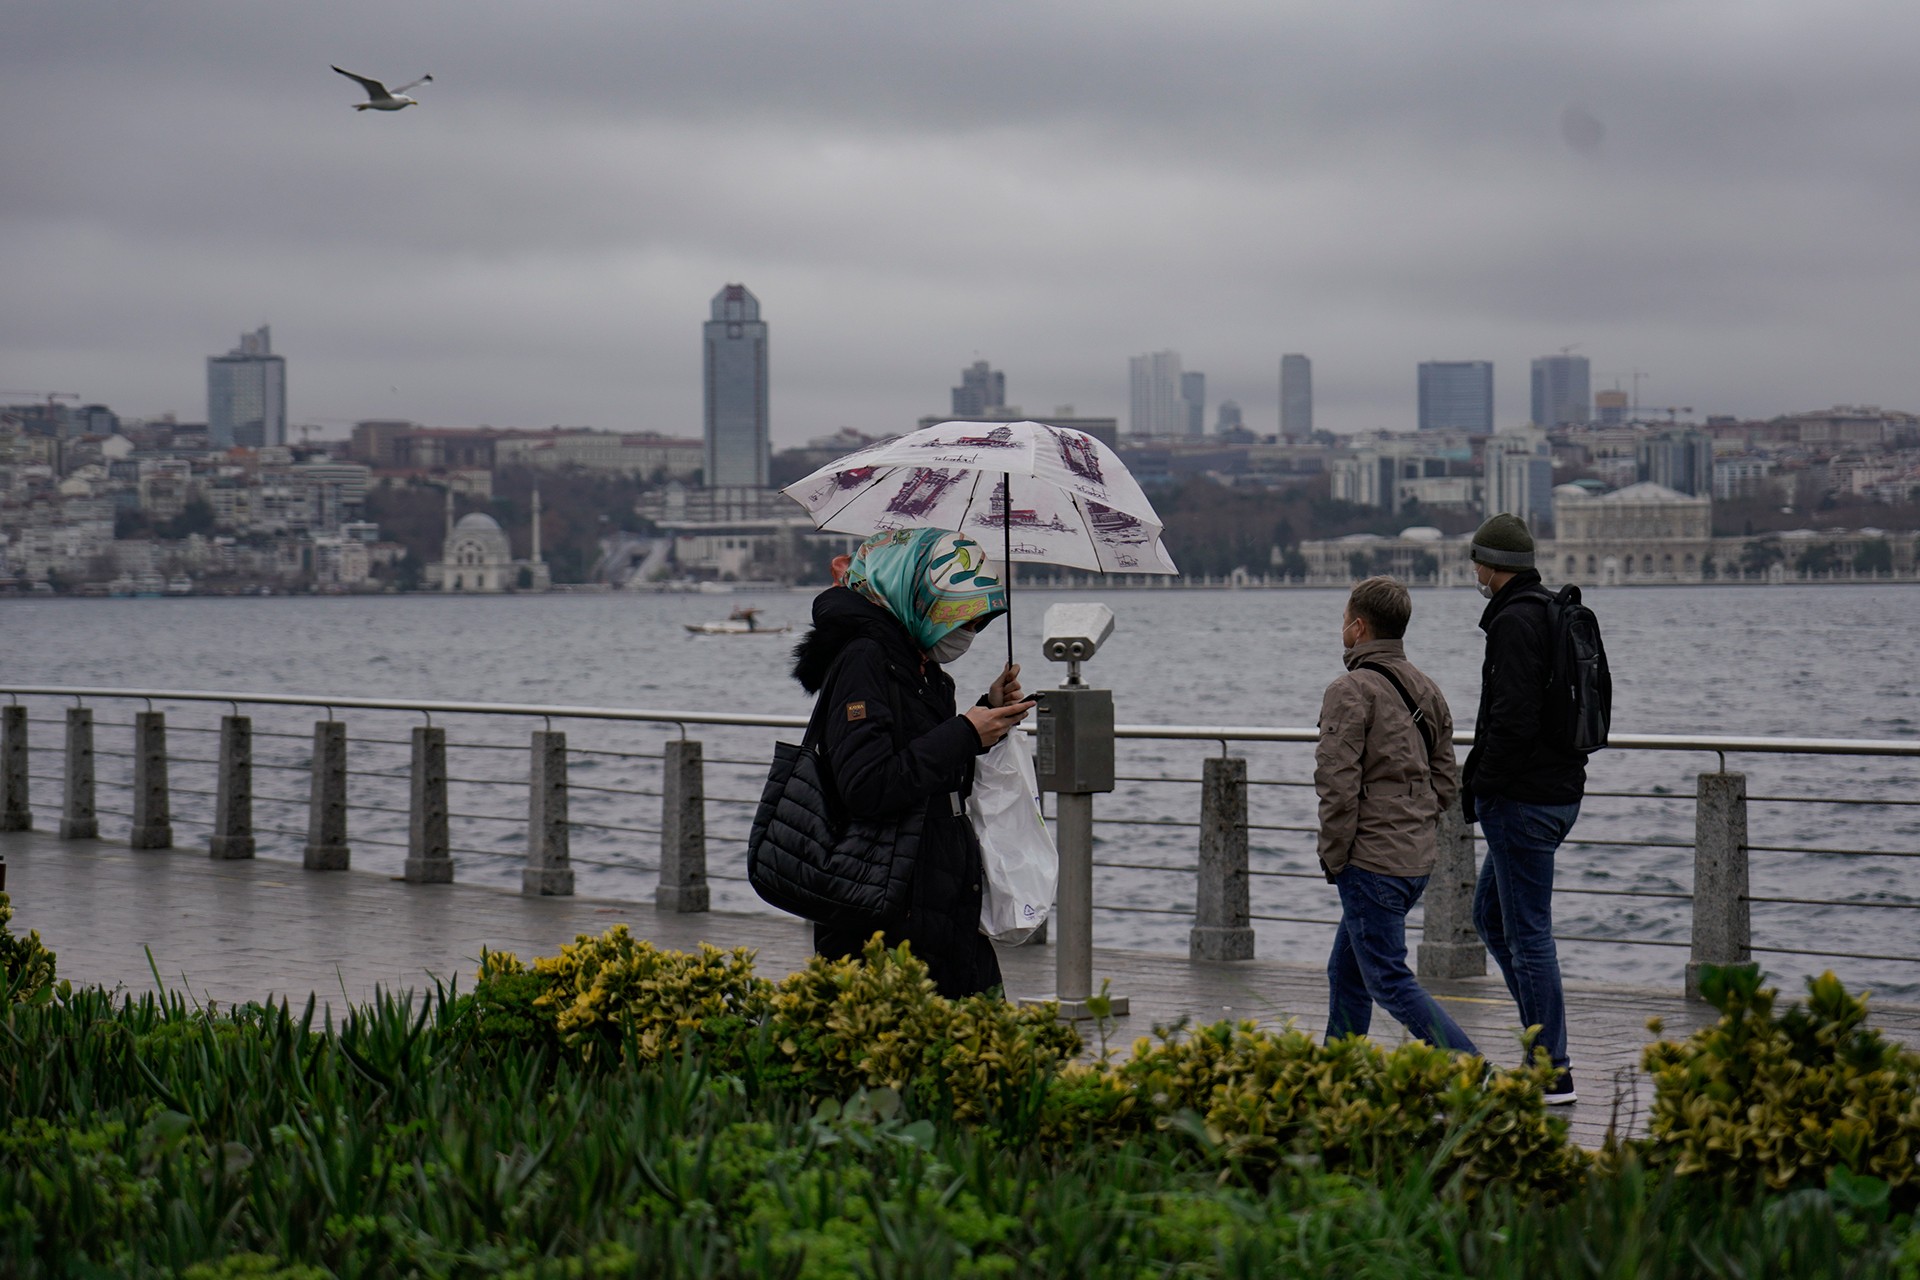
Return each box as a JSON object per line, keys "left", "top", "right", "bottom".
{"left": 1477, "top": 580, "right": 1496, "bottom": 600}
{"left": 929, "top": 626, "right": 975, "bottom": 664}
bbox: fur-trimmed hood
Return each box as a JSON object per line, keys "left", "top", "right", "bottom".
{"left": 791, "top": 586, "right": 922, "bottom": 693}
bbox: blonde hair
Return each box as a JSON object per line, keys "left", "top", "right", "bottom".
{"left": 1348, "top": 576, "right": 1411, "bottom": 640}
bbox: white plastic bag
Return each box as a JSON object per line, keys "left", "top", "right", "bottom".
{"left": 969, "top": 732, "right": 1057, "bottom": 944}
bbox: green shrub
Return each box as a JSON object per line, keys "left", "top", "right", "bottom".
{"left": 1079, "top": 1017, "right": 1586, "bottom": 1198}
{"left": 0, "top": 891, "right": 57, "bottom": 1002}
{"left": 1643, "top": 965, "right": 1920, "bottom": 1203}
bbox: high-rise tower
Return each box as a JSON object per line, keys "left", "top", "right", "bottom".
{"left": 1128, "top": 350, "right": 1184, "bottom": 438}
{"left": 1280, "top": 353, "right": 1312, "bottom": 440}
{"left": 207, "top": 325, "right": 287, "bottom": 449}
{"left": 951, "top": 360, "right": 1006, "bottom": 417}
{"left": 703, "top": 284, "right": 770, "bottom": 487}
{"left": 1531, "top": 354, "right": 1591, "bottom": 427}
{"left": 1417, "top": 360, "right": 1494, "bottom": 432}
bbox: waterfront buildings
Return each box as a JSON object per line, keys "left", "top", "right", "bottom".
{"left": 425, "top": 490, "right": 550, "bottom": 592}
{"left": 1531, "top": 354, "right": 1591, "bottom": 428}
{"left": 951, "top": 361, "right": 1006, "bottom": 417}
{"left": 207, "top": 327, "right": 286, "bottom": 449}
{"left": 1417, "top": 361, "right": 1493, "bottom": 433}
{"left": 1281, "top": 354, "right": 1312, "bottom": 441}
{"left": 703, "top": 284, "right": 769, "bottom": 488}
{"left": 1551, "top": 481, "right": 1712, "bottom": 582}
{"left": 1129, "top": 351, "right": 1185, "bottom": 439}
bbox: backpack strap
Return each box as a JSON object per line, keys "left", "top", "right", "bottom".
{"left": 1355, "top": 662, "right": 1436, "bottom": 765}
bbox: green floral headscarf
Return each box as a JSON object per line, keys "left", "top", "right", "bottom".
{"left": 846, "top": 528, "right": 1007, "bottom": 651}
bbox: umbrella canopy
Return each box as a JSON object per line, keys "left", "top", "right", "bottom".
{"left": 782, "top": 420, "right": 1178, "bottom": 576}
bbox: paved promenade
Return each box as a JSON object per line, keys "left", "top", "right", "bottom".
{"left": 6, "top": 828, "right": 1918, "bottom": 1149}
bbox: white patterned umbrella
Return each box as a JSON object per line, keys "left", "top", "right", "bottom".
{"left": 782, "top": 420, "right": 1177, "bottom": 667}
{"left": 782, "top": 420, "right": 1177, "bottom": 576}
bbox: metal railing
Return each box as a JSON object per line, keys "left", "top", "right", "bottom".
{"left": 1, "top": 684, "right": 1917, "bottom": 1000}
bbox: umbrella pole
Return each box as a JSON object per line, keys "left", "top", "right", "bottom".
{"left": 1003, "top": 471, "right": 1014, "bottom": 674}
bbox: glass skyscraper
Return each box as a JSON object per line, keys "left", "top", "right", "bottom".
{"left": 207, "top": 326, "right": 286, "bottom": 449}
{"left": 1530, "top": 354, "right": 1591, "bottom": 427}
{"left": 1280, "top": 353, "right": 1312, "bottom": 440}
{"left": 703, "top": 284, "right": 769, "bottom": 487}
{"left": 1417, "top": 360, "right": 1493, "bottom": 432}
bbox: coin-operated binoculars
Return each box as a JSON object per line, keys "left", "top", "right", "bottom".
{"left": 1033, "top": 603, "right": 1127, "bottom": 1019}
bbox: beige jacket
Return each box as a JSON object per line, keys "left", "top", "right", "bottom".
{"left": 1314, "top": 638, "right": 1460, "bottom": 877}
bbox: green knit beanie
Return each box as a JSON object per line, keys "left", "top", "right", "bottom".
{"left": 1470, "top": 513, "right": 1535, "bottom": 568}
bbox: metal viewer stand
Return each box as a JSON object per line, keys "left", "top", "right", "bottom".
{"left": 1030, "top": 603, "right": 1128, "bottom": 1020}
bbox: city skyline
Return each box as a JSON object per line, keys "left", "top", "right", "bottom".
{"left": 7, "top": 4, "right": 1920, "bottom": 441}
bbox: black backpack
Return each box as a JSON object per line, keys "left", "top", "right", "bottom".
{"left": 1527, "top": 583, "right": 1611, "bottom": 755}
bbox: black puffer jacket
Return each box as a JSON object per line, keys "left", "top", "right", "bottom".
{"left": 1461, "top": 569, "right": 1587, "bottom": 815}
{"left": 791, "top": 587, "right": 1002, "bottom": 998}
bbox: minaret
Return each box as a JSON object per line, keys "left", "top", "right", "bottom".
{"left": 531, "top": 488, "right": 543, "bottom": 565}
{"left": 444, "top": 486, "right": 454, "bottom": 543}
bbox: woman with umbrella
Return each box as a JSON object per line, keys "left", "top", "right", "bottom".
{"left": 790, "top": 528, "right": 1034, "bottom": 997}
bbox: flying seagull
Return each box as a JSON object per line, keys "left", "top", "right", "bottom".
{"left": 331, "top": 66, "right": 433, "bottom": 111}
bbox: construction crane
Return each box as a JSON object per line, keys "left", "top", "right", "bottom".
{"left": 0, "top": 391, "right": 80, "bottom": 431}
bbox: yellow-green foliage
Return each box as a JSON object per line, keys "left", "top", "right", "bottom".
{"left": 1642, "top": 966, "right": 1920, "bottom": 1201}
{"left": 484, "top": 926, "right": 770, "bottom": 1064}
{"left": 0, "top": 892, "right": 57, "bottom": 1001}
{"left": 465, "top": 927, "right": 1583, "bottom": 1198}
{"left": 1084, "top": 1019, "right": 1585, "bottom": 1196}
{"left": 764, "top": 936, "right": 1081, "bottom": 1118}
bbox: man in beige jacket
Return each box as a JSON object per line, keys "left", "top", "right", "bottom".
{"left": 1315, "top": 576, "right": 1478, "bottom": 1054}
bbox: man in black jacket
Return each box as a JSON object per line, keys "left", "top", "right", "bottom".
{"left": 1462, "top": 514, "right": 1584, "bottom": 1105}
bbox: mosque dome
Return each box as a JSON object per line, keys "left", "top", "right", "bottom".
{"left": 454, "top": 512, "right": 504, "bottom": 533}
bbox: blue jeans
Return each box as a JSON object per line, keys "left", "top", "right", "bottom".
{"left": 1327, "top": 865, "right": 1479, "bottom": 1054}
{"left": 1472, "top": 794, "right": 1581, "bottom": 1071}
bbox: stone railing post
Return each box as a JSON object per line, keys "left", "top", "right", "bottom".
{"left": 1417, "top": 797, "right": 1486, "bottom": 979}
{"left": 657, "top": 738, "right": 708, "bottom": 912}
{"left": 304, "top": 720, "right": 350, "bottom": 870}
{"left": 210, "top": 714, "right": 255, "bottom": 860}
{"left": 1687, "top": 770, "right": 1752, "bottom": 998}
{"left": 0, "top": 704, "right": 30, "bottom": 833}
{"left": 1191, "top": 755, "right": 1254, "bottom": 961}
{"left": 129, "top": 710, "right": 172, "bottom": 850}
{"left": 523, "top": 729, "right": 574, "bottom": 896}
{"left": 404, "top": 725, "right": 452, "bottom": 883}
{"left": 61, "top": 707, "right": 97, "bottom": 839}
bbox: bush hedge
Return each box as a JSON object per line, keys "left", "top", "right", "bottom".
{"left": 2, "top": 910, "right": 1917, "bottom": 1275}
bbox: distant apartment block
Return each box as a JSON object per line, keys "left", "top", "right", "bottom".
{"left": 1215, "top": 400, "right": 1243, "bottom": 432}
{"left": 704, "top": 283, "right": 770, "bottom": 488}
{"left": 1531, "top": 354, "right": 1591, "bottom": 427}
{"left": 1594, "top": 389, "right": 1629, "bottom": 426}
{"left": 1636, "top": 429, "right": 1714, "bottom": 497}
{"left": 951, "top": 360, "right": 1006, "bottom": 417}
{"left": 1280, "top": 354, "right": 1312, "bottom": 440}
{"left": 1483, "top": 431, "right": 1555, "bottom": 527}
{"left": 1128, "top": 350, "right": 1185, "bottom": 438}
{"left": 207, "top": 326, "right": 287, "bottom": 449}
{"left": 1417, "top": 361, "right": 1493, "bottom": 433}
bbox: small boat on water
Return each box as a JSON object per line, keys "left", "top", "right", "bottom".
{"left": 685, "top": 605, "right": 791, "bottom": 636}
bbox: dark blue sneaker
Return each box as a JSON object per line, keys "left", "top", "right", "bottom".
{"left": 1543, "top": 1071, "right": 1577, "bottom": 1106}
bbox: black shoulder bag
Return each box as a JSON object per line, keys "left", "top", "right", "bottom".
{"left": 746, "top": 666, "right": 925, "bottom": 928}
{"left": 1356, "top": 662, "right": 1436, "bottom": 763}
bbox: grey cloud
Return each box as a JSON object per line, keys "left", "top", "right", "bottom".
{"left": 5, "top": 0, "right": 1920, "bottom": 439}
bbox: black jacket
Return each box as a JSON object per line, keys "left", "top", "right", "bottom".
{"left": 1461, "top": 570, "right": 1586, "bottom": 813}
{"left": 791, "top": 587, "right": 1002, "bottom": 998}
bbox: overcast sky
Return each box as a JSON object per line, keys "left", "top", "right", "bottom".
{"left": 5, "top": 1, "right": 1919, "bottom": 444}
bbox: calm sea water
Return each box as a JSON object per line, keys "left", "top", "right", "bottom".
{"left": 2, "top": 584, "right": 1917, "bottom": 998}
